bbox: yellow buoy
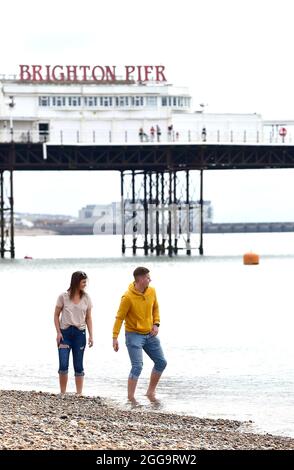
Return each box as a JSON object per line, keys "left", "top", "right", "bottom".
{"left": 243, "top": 252, "right": 260, "bottom": 265}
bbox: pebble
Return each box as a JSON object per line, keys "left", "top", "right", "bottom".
{"left": 0, "top": 390, "right": 294, "bottom": 450}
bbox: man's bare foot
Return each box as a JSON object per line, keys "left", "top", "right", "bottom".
{"left": 145, "top": 392, "right": 156, "bottom": 400}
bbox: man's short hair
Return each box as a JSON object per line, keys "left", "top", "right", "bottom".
{"left": 133, "top": 266, "right": 150, "bottom": 279}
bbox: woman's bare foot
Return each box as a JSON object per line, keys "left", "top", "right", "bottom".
{"left": 128, "top": 397, "right": 142, "bottom": 408}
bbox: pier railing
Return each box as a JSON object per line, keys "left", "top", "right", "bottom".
{"left": 0, "top": 129, "right": 292, "bottom": 145}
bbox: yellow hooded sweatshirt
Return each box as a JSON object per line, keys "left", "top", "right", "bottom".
{"left": 113, "top": 282, "right": 160, "bottom": 338}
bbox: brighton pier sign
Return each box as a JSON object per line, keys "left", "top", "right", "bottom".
{"left": 19, "top": 64, "right": 167, "bottom": 83}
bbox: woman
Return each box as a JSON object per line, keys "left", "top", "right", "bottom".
{"left": 54, "top": 271, "right": 93, "bottom": 395}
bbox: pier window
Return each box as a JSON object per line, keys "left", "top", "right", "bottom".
{"left": 99, "top": 96, "right": 113, "bottom": 107}
{"left": 52, "top": 96, "right": 66, "bottom": 107}
{"left": 84, "top": 96, "right": 97, "bottom": 106}
{"left": 68, "top": 96, "right": 81, "bottom": 106}
{"left": 114, "top": 96, "right": 130, "bottom": 107}
{"left": 39, "top": 96, "right": 50, "bottom": 106}
{"left": 146, "top": 96, "right": 157, "bottom": 107}
{"left": 160, "top": 95, "right": 190, "bottom": 108}
{"left": 130, "top": 96, "right": 144, "bottom": 107}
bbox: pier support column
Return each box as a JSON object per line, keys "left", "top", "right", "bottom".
{"left": 149, "top": 172, "right": 154, "bottom": 253}
{"left": 120, "top": 170, "right": 126, "bottom": 254}
{"left": 131, "top": 170, "right": 137, "bottom": 255}
{"left": 168, "top": 171, "right": 173, "bottom": 257}
{"left": 143, "top": 171, "right": 148, "bottom": 255}
{"left": 10, "top": 170, "right": 14, "bottom": 258}
{"left": 186, "top": 170, "right": 191, "bottom": 255}
{"left": 0, "top": 170, "right": 15, "bottom": 259}
{"left": 160, "top": 172, "right": 165, "bottom": 254}
{"left": 173, "top": 171, "right": 178, "bottom": 255}
{"left": 0, "top": 171, "right": 5, "bottom": 258}
{"left": 155, "top": 172, "right": 160, "bottom": 256}
{"left": 199, "top": 169, "right": 204, "bottom": 256}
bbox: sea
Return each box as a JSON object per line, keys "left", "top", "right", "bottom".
{"left": 1, "top": 232, "right": 294, "bottom": 438}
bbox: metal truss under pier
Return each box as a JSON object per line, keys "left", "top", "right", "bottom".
{"left": 1, "top": 141, "right": 294, "bottom": 258}
{"left": 2, "top": 142, "right": 294, "bottom": 171}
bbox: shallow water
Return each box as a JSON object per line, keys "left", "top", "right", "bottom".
{"left": 1, "top": 232, "right": 294, "bottom": 437}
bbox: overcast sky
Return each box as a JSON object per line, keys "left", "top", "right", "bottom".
{"left": 2, "top": 0, "right": 294, "bottom": 222}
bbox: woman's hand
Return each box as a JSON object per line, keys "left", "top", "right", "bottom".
{"left": 56, "top": 331, "right": 63, "bottom": 346}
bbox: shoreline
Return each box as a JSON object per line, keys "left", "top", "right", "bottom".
{"left": 1, "top": 390, "right": 294, "bottom": 450}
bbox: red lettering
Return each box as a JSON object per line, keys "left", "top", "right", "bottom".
{"left": 143, "top": 65, "right": 153, "bottom": 82}
{"left": 52, "top": 65, "right": 65, "bottom": 81}
{"left": 79, "top": 65, "right": 91, "bottom": 81}
{"left": 92, "top": 66, "right": 105, "bottom": 81}
{"left": 137, "top": 65, "right": 142, "bottom": 82}
{"left": 66, "top": 65, "right": 78, "bottom": 81}
{"left": 155, "top": 65, "right": 167, "bottom": 82}
{"left": 45, "top": 65, "right": 51, "bottom": 81}
{"left": 105, "top": 66, "right": 116, "bottom": 81}
{"left": 19, "top": 64, "right": 31, "bottom": 81}
{"left": 32, "top": 65, "right": 43, "bottom": 81}
{"left": 18, "top": 64, "right": 167, "bottom": 83}
{"left": 125, "top": 65, "right": 135, "bottom": 81}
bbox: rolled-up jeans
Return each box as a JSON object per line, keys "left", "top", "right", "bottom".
{"left": 58, "top": 326, "right": 86, "bottom": 377}
{"left": 125, "top": 331, "right": 167, "bottom": 380}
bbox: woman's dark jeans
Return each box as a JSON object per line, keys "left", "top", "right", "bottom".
{"left": 58, "top": 326, "right": 86, "bottom": 376}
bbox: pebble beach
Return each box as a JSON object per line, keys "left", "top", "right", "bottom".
{"left": 1, "top": 390, "right": 294, "bottom": 450}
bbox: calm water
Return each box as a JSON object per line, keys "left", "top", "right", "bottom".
{"left": 1, "top": 233, "right": 294, "bottom": 438}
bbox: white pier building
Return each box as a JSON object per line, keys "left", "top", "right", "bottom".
{"left": 0, "top": 65, "right": 292, "bottom": 144}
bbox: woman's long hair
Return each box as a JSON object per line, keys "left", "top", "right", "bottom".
{"left": 67, "top": 271, "right": 88, "bottom": 299}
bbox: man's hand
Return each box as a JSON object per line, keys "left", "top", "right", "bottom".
{"left": 113, "top": 338, "right": 119, "bottom": 352}
{"left": 88, "top": 336, "right": 94, "bottom": 348}
{"left": 150, "top": 324, "right": 159, "bottom": 336}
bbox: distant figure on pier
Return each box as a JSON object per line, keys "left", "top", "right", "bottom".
{"left": 54, "top": 271, "right": 93, "bottom": 396}
{"left": 156, "top": 125, "right": 161, "bottom": 142}
{"left": 139, "top": 127, "right": 148, "bottom": 142}
{"left": 201, "top": 127, "right": 207, "bottom": 142}
{"left": 112, "top": 266, "right": 167, "bottom": 404}
{"left": 167, "top": 124, "right": 173, "bottom": 141}
{"left": 139, "top": 127, "right": 144, "bottom": 142}
{"left": 150, "top": 126, "right": 155, "bottom": 142}
{"left": 175, "top": 131, "right": 179, "bottom": 141}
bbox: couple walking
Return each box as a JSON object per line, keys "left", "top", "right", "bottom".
{"left": 54, "top": 267, "right": 167, "bottom": 402}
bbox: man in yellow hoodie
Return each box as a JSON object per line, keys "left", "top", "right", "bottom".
{"left": 112, "top": 266, "right": 167, "bottom": 403}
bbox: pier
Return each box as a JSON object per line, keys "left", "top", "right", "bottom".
{"left": 2, "top": 140, "right": 294, "bottom": 258}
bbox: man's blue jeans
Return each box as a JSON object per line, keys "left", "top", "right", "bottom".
{"left": 58, "top": 326, "right": 86, "bottom": 377}
{"left": 125, "top": 331, "right": 167, "bottom": 380}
